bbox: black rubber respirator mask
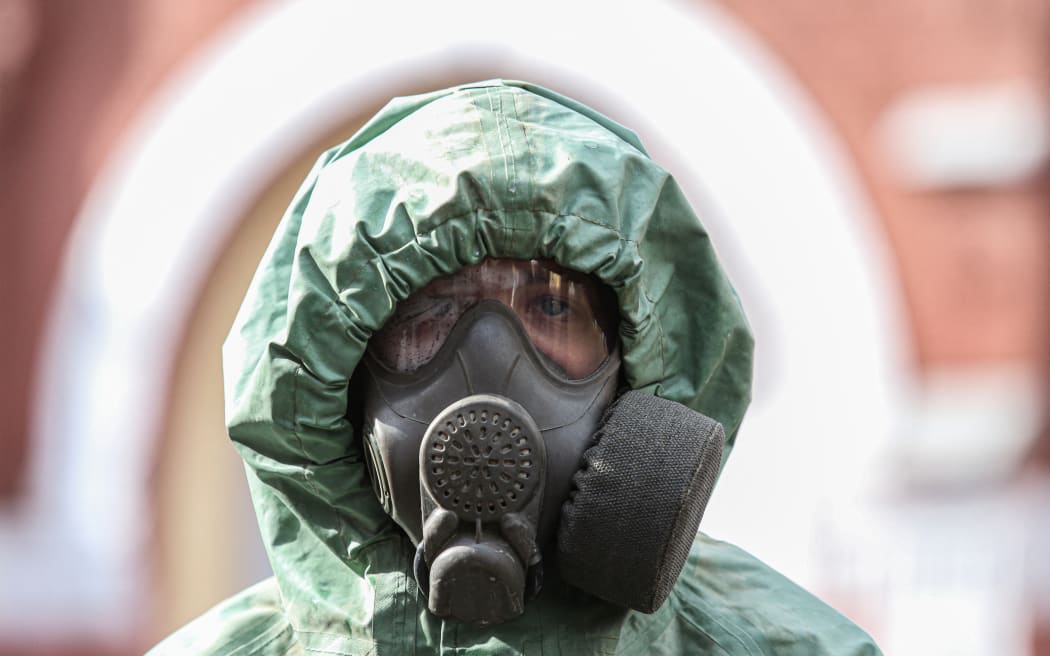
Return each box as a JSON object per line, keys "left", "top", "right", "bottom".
{"left": 359, "top": 260, "right": 725, "bottom": 626}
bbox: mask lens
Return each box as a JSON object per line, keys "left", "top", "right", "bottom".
{"left": 370, "top": 259, "right": 616, "bottom": 378}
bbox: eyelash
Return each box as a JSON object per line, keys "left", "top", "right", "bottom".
{"left": 534, "top": 295, "right": 570, "bottom": 319}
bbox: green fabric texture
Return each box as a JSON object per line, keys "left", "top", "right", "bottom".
{"left": 150, "top": 80, "right": 881, "bottom": 655}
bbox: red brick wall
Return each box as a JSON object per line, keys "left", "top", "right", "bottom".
{"left": 713, "top": 0, "right": 1050, "bottom": 369}
{"left": 0, "top": 0, "right": 257, "bottom": 499}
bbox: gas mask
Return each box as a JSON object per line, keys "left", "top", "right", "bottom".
{"left": 360, "top": 260, "right": 725, "bottom": 626}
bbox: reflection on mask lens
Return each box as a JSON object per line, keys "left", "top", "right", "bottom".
{"left": 370, "top": 259, "right": 616, "bottom": 378}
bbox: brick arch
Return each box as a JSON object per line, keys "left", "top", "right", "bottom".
{"left": 5, "top": 1, "right": 906, "bottom": 650}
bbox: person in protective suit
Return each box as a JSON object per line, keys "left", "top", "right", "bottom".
{"left": 150, "top": 80, "right": 882, "bottom": 655}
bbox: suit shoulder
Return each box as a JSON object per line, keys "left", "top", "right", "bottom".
{"left": 147, "top": 578, "right": 300, "bottom": 656}
{"left": 664, "top": 534, "right": 882, "bottom": 656}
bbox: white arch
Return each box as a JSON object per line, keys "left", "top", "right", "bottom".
{"left": 4, "top": 0, "right": 909, "bottom": 639}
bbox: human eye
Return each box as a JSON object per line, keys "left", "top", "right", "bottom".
{"left": 411, "top": 297, "right": 456, "bottom": 325}
{"left": 524, "top": 292, "right": 573, "bottom": 326}
{"left": 537, "top": 295, "right": 570, "bottom": 319}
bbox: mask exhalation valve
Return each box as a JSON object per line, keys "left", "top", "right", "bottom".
{"left": 417, "top": 395, "right": 546, "bottom": 625}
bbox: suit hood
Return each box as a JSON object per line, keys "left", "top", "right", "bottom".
{"left": 221, "top": 79, "right": 755, "bottom": 654}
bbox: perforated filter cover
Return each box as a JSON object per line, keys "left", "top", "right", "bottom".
{"left": 421, "top": 395, "right": 545, "bottom": 521}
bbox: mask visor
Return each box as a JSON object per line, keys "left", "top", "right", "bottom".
{"left": 370, "top": 259, "right": 616, "bottom": 379}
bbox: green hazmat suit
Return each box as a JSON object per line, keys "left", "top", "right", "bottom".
{"left": 150, "top": 80, "right": 882, "bottom": 655}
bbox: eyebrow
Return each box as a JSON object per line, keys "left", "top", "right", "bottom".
{"left": 525, "top": 269, "right": 549, "bottom": 285}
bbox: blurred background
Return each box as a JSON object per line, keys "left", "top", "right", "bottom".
{"left": 0, "top": 1, "right": 1046, "bottom": 654}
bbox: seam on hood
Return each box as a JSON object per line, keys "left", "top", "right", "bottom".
{"left": 291, "top": 358, "right": 352, "bottom": 561}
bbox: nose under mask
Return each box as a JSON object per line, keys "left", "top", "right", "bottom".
{"left": 360, "top": 300, "right": 725, "bottom": 625}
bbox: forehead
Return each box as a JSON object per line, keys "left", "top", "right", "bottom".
{"left": 423, "top": 258, "right": 595, "bottom": 292}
